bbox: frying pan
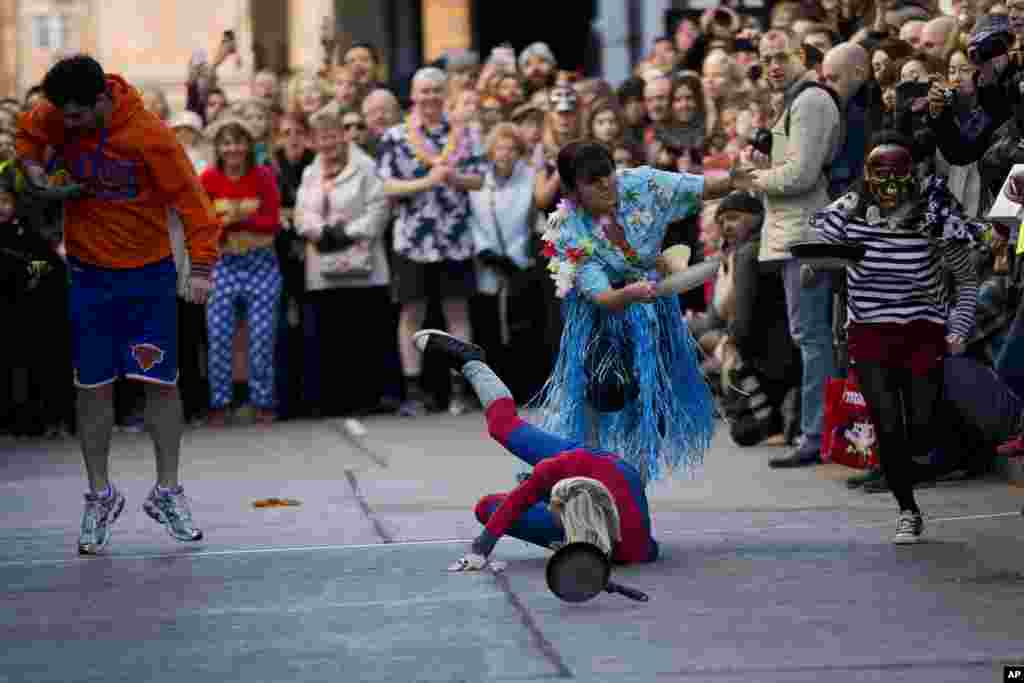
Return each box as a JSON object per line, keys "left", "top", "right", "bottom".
{"left": 545, "top": 542, "right": 649, "bottom": 604}
{"left": 789, "top": 240, "right": 866, "bottom": 269}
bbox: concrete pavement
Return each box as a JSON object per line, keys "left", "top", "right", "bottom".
{"left": 1, "top": 414, "right": 1023, "bottom": 682}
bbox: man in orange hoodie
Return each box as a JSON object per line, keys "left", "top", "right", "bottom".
{"left": 16, "top": 55, "right": 221, "bottom": 555}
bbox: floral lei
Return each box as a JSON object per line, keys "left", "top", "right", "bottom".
{"left": 406, "top": 112, "right": 460, "bottom": 168}
{"left": 541, "top": 194, "right": 651, "bottom": 298}
{"left": 541, "top": 199, "right": 595, "bottom": 298}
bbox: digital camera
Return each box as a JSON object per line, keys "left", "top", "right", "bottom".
{"left": 751, "top": 128, "right": 773, "bottom": 156}
{"left": 967, "top": 31, "right": 1011, "bottom": 66}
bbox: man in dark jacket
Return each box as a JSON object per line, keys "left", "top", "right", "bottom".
{"left": 926, "top": 15, "right": 1020, "bottom": 166}
{"left": 716, "top": 191, "right": 801, "bottom": 446}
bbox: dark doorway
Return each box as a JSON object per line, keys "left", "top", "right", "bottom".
{"left": 472, "top": 0, "right": 599, "bottom": 76}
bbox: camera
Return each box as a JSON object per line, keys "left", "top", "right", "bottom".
{"left": 967, "top": 31, "right": 1010, "bottom": 66}
{"left": 713, "top": 8, "right": 733, "bottom": 26}
{"left": 751, "top": 128, "right": 773, "bottom": 156}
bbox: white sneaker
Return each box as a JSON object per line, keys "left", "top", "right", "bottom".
{"left": 893, "top": 512, "right": 924, "bottom": 545}
{"left": 343, "top": 418, "right": 368, "bottom": 437}
{"left": 448, "top": 395, "right": 472, "bottom": 416}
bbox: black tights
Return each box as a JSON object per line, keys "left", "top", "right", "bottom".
{"left": 854, "top": 362, "right": 943, "bottom": 514}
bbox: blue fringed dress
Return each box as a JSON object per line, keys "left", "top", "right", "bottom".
{"left": 528, "top": 167, "right": 715, "bottom": 484}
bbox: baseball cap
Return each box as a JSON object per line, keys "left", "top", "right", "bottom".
{"left": 549, "top": 87, "right": 578, "bottom": 113}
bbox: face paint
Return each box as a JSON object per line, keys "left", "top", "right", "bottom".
{"left": 865, "top": 144, "right": 915, "bottom": 211}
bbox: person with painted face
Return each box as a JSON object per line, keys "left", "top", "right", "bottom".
{"left": 527, "top": 142, "right": 748, "bottom": 485}
{"left": 926, "top": 15, "right": 1020, "bottom": 166}
{"left": 810, "top": 132, "right": 982, "bottom": 544}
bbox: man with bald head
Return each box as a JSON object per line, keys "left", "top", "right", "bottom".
{"left": 362, "top": 88, "right": 401, "bottom": 157}
{"left": 736, "top": 29, "right": 842, "bottom": 469}
{"left": 899, "top": 20, "right": 926, "bottom": 49}
{"left": 920, "top": 16, "right": 957, "bottom": 63}
{"left": 822, "top": 43, "right": 880, "bottom": 197}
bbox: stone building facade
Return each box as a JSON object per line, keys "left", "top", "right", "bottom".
{"left": 0, "top": 0, "right": 472, "bottom": 107}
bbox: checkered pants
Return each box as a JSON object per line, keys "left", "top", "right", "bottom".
{"left": 206, "top": 249, "right": 282, "bottom": 410}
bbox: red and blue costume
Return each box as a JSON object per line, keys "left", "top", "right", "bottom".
{"left": 472, "top": 396, "right": 659, "bottom": 564}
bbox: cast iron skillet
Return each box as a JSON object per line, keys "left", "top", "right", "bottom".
{"left": 789, "top": 241, "right": 866, "bottom": 269}
{"left": 545, "top": 542, "right": 649, "bottom": 603}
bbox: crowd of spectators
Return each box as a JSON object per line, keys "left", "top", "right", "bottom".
{"left": 3, "top": 0, "right": 1024, "bottom": 496}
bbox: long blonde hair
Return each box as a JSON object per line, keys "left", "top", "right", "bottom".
{"left": 549, "top": 477, "right": 621, "bottom": 557}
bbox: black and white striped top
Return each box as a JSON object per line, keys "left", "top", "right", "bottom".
{"left": 810, "top": 179, "right": 980, "bottom": 339}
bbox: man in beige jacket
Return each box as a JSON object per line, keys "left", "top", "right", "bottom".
{"left": 738, "top": 29, "right": 842, "bottom": 468}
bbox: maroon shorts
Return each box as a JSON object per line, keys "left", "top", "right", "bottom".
{"left": 847, "top": 320, "right": 946, "bottom": 376}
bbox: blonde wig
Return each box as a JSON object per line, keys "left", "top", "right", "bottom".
{"left": 549, "top": 477, "right": 622, "bottom": 557}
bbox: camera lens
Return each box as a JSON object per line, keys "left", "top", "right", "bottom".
{"left": 752, "top": 128, "right": 772, "bottom": 156}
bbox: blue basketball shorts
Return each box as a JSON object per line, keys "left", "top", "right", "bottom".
{"left": 68, "top": 256, "right": 179, "bottom": 387}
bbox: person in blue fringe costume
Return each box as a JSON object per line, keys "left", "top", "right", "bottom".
{"left": 528, "top": 142, "right": 747, "bottom": 484}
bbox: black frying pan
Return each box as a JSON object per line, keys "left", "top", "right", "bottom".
{"left": 789, "top": 240, "right": 866, "bottom": 269}
{"left": 545, "top": 542, "right": 649, "bottom": 603}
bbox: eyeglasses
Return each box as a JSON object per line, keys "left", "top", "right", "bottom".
{"left": 343, "top": 121, "right": 367, "bottom": 131}
{"left": 760, "top": 52, "right": 795, "bottom": 67}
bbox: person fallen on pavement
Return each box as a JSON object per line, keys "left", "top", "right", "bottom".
{"left": 412, "top": 329, "right": 658, "bottom": 572}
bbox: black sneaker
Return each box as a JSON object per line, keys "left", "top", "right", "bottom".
{"left": 769, "top": 446, "right": 822, "bottom": 469}
{"left": 412, "top": 329, "right": 485, "bottom": 373}
{"left": 893, "top": 511, "right": 924, "bottom": 545}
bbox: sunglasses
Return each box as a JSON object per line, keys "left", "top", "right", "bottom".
{"left": 343, "top": 121, "right": 367, "bottom": 131}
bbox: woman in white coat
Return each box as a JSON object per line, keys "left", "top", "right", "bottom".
{"left": 468, "top": 122, "right": 536, "bottom": 391}
{"left": 294, "top": 102, "right": 392, "bottom": 422}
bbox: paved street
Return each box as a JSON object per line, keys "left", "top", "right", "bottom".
{"left": 2, "top": 414, "right": 1023, "bottom": 682}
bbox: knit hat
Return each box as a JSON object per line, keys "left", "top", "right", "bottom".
{"left": 716, "top": 190, "right": 764, "bottom": 219}
{"left": 444, "top": 48, "right": 479, "bottom": 73}
{"left": 518, "top": 42, "right": 556, "bottom": 71}
{"left": 204, "top": 114, "right": 257, "bottom": 143}
{"left": 549, "top": 86, "right": 578, "bottom": 113}
{"left": 511, "top": 102, "right": 544, "bottom": 122}
{"left": 169, "top": 110, "right": 203, "bottom": 133}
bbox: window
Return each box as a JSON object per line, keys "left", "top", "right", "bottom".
{"left": 32, "top": 15, "right": 69, "bottom": 50}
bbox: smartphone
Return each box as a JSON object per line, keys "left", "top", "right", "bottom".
{"left": 896, "top": 79, "right": 930, "bottom": 106}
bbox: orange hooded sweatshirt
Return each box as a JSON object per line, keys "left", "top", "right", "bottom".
{"left": 15, "top": 75, "right": 220, "bottom": 278}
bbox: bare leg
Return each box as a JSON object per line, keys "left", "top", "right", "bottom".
{"left": 142, "top": 381, "right": 184, "bottom": 489}
{"left": 77, "top": 383, "right": 116, "bottom": 493}
{"left": 441, "top": 297, "right": 472, "bottom": 342}
{"left": 398, "top": 300, "right": 429, "bottom": 377}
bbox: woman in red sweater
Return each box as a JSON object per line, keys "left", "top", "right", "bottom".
{"left": 200, "top": 115, "right": 282, "bottom": 424}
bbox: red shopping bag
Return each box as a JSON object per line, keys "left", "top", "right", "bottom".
{"left": 820, "top": 372, "right": 880, "bottom": 469}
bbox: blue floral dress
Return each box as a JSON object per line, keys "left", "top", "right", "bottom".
{"left": 528, "top": 167, "right": 715, "bottom": 484}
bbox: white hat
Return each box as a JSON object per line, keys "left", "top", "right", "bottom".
{"left": 169, "top": 110, "right": 203, "bottom": 133}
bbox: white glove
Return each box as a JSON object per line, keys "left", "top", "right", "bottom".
{"left": 447, "top": 553, "right": 506, "bottom": 572}
{"left": 835, "top": 192, "right": 860, "bottom": 214}
{"left": 448, "top": 553, "right": 489, "bottom": 572}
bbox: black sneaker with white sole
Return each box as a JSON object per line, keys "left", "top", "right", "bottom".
{"left": 893, "top": 511, "right": 924, "bottom": 545}
{"left": 412, "top": 329, "right": 486, "bottom": 373}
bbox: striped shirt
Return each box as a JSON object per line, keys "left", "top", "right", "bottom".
{"left": 810, "top": 178, "right": 980, "bottom": 340}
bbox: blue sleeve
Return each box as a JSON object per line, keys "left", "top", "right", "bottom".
{"left": 645, "top": 168, "right": 705, "bottom": 225}
{"left": 577, "top": 256, "right": 613, "bottom": 298}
